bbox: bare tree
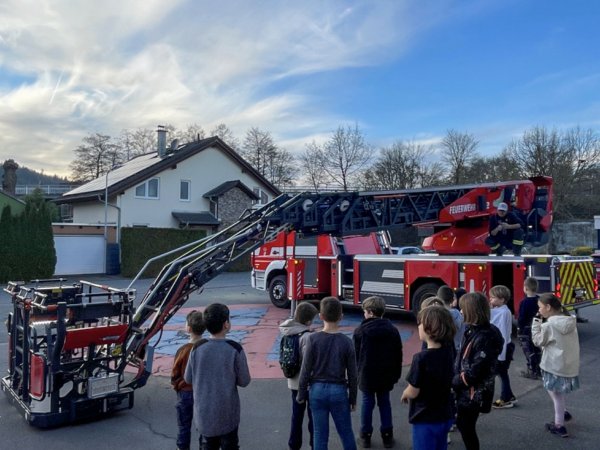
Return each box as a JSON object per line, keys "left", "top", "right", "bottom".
{"left": 321, "top": 124, "right": 373, "bottom": 191}
{"left": 119, "top": 128, "right": 155, "bottom": 160}
{"left": 174, "top": 123, "right": 206, "bottom": 144}
{"left": 210, "top": 123, "right": 239, "bottom": 149}
{"left": 440, "top": 130, "right": 479, "bottom": 184}
{"left": 463, "top": 151, "right": 521, "bottom": 183}
{"left": 241, "top": 127, "right": 295, "bottom": 189}
{"left": 69, "top": 133, "right": 122, "bottom": 182}
{"left": 363, "top": 141, "right": 443, "bottom": 190}
{"left": 300, "top": 141, "right": 328, "bottom": 191}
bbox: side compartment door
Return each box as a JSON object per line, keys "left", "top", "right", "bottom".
{"left": 355, "top": 257, "right": 406, "bottom": 308}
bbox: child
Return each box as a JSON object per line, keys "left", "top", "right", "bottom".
{"left": 297, "top": 296, "right": 358, "bottom": 450}
{"left": 532, "top": 293, "right": 580, "bottom": 438}
{"left": 437, "top": 285, "right": 465, "bottom": 353}
{"left": 353, "top": 296, "right": 403, "bottom": 448}
{"left": 517, "top": 277, "right": 542, "bottom": 379}
{"left": 184, "top": 303, "right": 251, "bottom": 449}
{"left": 489, "top": 285, "right": 517, "bottom": 409}
{"left": 171, "top": 310, "right": 205, "bottom": 450}
{"left": 453, "top": 292, "right": 503, "bottom": 450}
{"left": 401, "top": 305, "right": 455, "bottom": 450}
{"left": 279, "top": 302, "right": 319, "bottom": 450}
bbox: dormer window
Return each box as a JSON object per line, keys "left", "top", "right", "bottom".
{"left": 135, "top": 178, "right": 160, "bottom": 199}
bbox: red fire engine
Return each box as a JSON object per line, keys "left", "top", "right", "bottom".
{"left": 5, "top": 188, "right": 489, "bottom": 427}
{"left": 251, "top": 177, "right": 599, "bottom": 314}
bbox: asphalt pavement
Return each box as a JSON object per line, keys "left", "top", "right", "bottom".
{"left": 1, "top": 272, "right": 599, "bottom": 449}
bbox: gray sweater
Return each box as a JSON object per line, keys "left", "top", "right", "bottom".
{"left": 184, "top": 338, "right": 251, "bottom": 437}
{"left": 297, "top": 331, "right": 358, "bottom": 405}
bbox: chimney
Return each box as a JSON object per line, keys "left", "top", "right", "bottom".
{"left": 2, "top": 159, "right": 19, "bottom": 195}
{"left": 157, "top": 125, "right": 167, "bottom": 157}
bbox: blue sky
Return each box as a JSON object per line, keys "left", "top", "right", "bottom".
{"left": 1, "top": 0, "right": 599, "bottom": 177}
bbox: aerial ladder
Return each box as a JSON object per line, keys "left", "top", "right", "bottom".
{"left": 2, "top": 178, "right": 553, "bottom": 426}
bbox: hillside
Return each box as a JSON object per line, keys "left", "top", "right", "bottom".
{"left": 0, "top": 165, "right": 70, "bottom": 185}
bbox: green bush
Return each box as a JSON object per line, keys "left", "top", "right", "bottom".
{"left": 570, "top": 246, "right": 593, "bottom": 256}
{"left": 0, "top": 191, "right": 56, "bottom": 283}
{"left": 121, "top": 227, "right": 208, "bottom": 278}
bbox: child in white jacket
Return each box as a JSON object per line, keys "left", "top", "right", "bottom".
{"left": 532, "top": 293, "right": 580, "bottom": 438}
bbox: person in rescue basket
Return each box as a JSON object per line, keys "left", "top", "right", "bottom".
{"left": 279, "top": 302, "right": 319, "bottom": 450}
{"left": 489, "top": 285, "right": 517, "bottom": 409}
{"left": 401, "top": 305, "right": 455, "bottom": 450}
{"left": 171, "top": 311, "right": 206, "bottom": 450}
{"left": 353, "top": 296, "right": 403, "bottom": 448}
{"left": 297, "top": 296, "right": 358, "bottom": 450}
{"left": 485, "top": 202, "right": 524, "bottom": 256}
{"left": 184, "top": 303, "right": 251, "bottom": 450}
{"left": 518, "top": 277, "right": 542, "bottom": 379}
{"left": 453, "top": 292, "right": 503, "bottom": 450}
{"left": 532, "top": 293, "right": 580, "bottom": 438}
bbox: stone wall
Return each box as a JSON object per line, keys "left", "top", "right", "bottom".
{"left": 218, "top": 187, "right": 253, "bottom": 228}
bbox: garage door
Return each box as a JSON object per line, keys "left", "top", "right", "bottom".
{"left": 54, "top": 235, "right": 105, "bottom": 275}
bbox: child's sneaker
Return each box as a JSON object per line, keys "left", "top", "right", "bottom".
{"left": 492, "top": 399, "right": 515, "bottom": 409}
{"left": 546, "top": 423, "right": 569, "bottom": 438}
{"left": 564, "top": 410, "right": 573, "bottom": 422}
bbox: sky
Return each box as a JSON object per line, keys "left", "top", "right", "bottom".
{"left": 1, "top": 0, "right": 600, "bottom": 179}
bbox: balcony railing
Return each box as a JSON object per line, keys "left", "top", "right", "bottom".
{"left": 15, "top": 184, "right": 79, "bottom": 196}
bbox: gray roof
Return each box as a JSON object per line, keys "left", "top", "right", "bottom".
{"left": 203, "top": 180, "right": 259, "bottom": 200}
{"left": 172, "top": 211, "right": 220, "bottom": 226}
{"left": 58, "top": 136, "right": 280, "bottom": 203}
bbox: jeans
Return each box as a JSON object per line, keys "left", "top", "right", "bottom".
{"left": 201, "top": 427, "right": 239, "bottom": 450}
{"left": 310, "top": 382, "right": 357, "bottom": 450}
{"left": 360, "top": 390, "right": 393, "bottom": 435}
{"left": 412, "top": 419, "right": 453, "bottom": 450}
{"left": 497, "top": 359, "right": 515, "bottom": 401}
{"left": 176, "top": 390, "right": 194, "bottom": 450}
{"left": 290, "top": 389, "right": 314, "bottom": 450}
{"left": 456, "top": 406, "right": 480, "bottom": 450}
{"left": 518, "top": 330, "right": 541, "bottom": 375}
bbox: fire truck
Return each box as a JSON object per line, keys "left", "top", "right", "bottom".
{"left": 251, "top": 177, "right": 599, "bottom": 314}
{"left": 4, "top": 188, "right": 483, "bottom": 427}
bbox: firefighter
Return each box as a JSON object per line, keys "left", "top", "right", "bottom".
{"left": 485, "top": 202, "right": 524, "bottom": 256}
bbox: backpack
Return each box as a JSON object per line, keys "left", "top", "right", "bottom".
{"left": 279, "top": 331, "right": 306, "bottom": 378}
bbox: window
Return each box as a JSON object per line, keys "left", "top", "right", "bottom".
{"left": 180, "top": 180, "right": 191, "bottom": 201}
{"left": 135, "top": 178, "right": 160, "bottom": 199}
{"left": 209, "top": 197, "right": 218, "bottom": 217}
{"left": 253, "top": 188, "right": 269, "bottom": 205}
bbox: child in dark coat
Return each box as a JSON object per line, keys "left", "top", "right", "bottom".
{"left": 353, "top": 296, "right": 403, "bottom": 448}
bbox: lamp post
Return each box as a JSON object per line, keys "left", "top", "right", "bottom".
{"left": 104, "top": 165, "right": 121, "bottom": 273}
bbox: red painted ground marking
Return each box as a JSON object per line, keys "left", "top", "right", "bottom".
{"left": 140, "top": 305, "right": 418, "bottom": 380}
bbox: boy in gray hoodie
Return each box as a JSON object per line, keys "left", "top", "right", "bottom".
{"left": 279, "top": 302, "right": 319, "bottom": 450}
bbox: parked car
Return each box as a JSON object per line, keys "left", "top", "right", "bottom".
{"left": 391, "top": 246, "right": 424, "bottom": 255}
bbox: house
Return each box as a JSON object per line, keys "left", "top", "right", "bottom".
{"left": 59, "top": 132, "right": 280, "bottom": 233}
{"left": 0, "top": 189, "right": 25, "bottom": 216}
{"left": 54, "top": 131, "right": 280, "bottom": 275}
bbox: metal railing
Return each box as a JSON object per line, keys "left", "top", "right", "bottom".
{"left": 15, "top": 184, "right": 79, "bottom": 196}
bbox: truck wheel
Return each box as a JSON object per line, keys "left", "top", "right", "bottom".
{"left": 411, "top": 283, "right": 440, "bottom": 315}
{"left": 269, "top": 275, "right": 290, "bottom": 309}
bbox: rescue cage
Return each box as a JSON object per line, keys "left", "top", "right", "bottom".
{"left": 2, "top": 279, "right": 136, "bottom": 427}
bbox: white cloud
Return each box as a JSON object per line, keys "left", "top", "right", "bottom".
{"left": 0, "top": 0, "right": 451, "bottom": 177}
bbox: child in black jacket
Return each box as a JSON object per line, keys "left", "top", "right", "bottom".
{"left": 453, "top": 292, "right": 503, "bottom": 450}
{"left": 353, "top": 296, "right": 403, "bottom": 448}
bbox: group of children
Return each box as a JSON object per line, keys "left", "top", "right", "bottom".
{"left": 169, "top": 276, "right": 581, "bottom": 450}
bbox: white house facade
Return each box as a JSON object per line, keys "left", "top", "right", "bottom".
{"left": 59, "top": 135, "right": 280, "bottom": 234}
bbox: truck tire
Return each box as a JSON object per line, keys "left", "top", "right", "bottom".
{"left": 411, "top": 282, "right": 440, "bottom": 315}
{"left": 269, "top": 275, "right": 290, "bottom": 309}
